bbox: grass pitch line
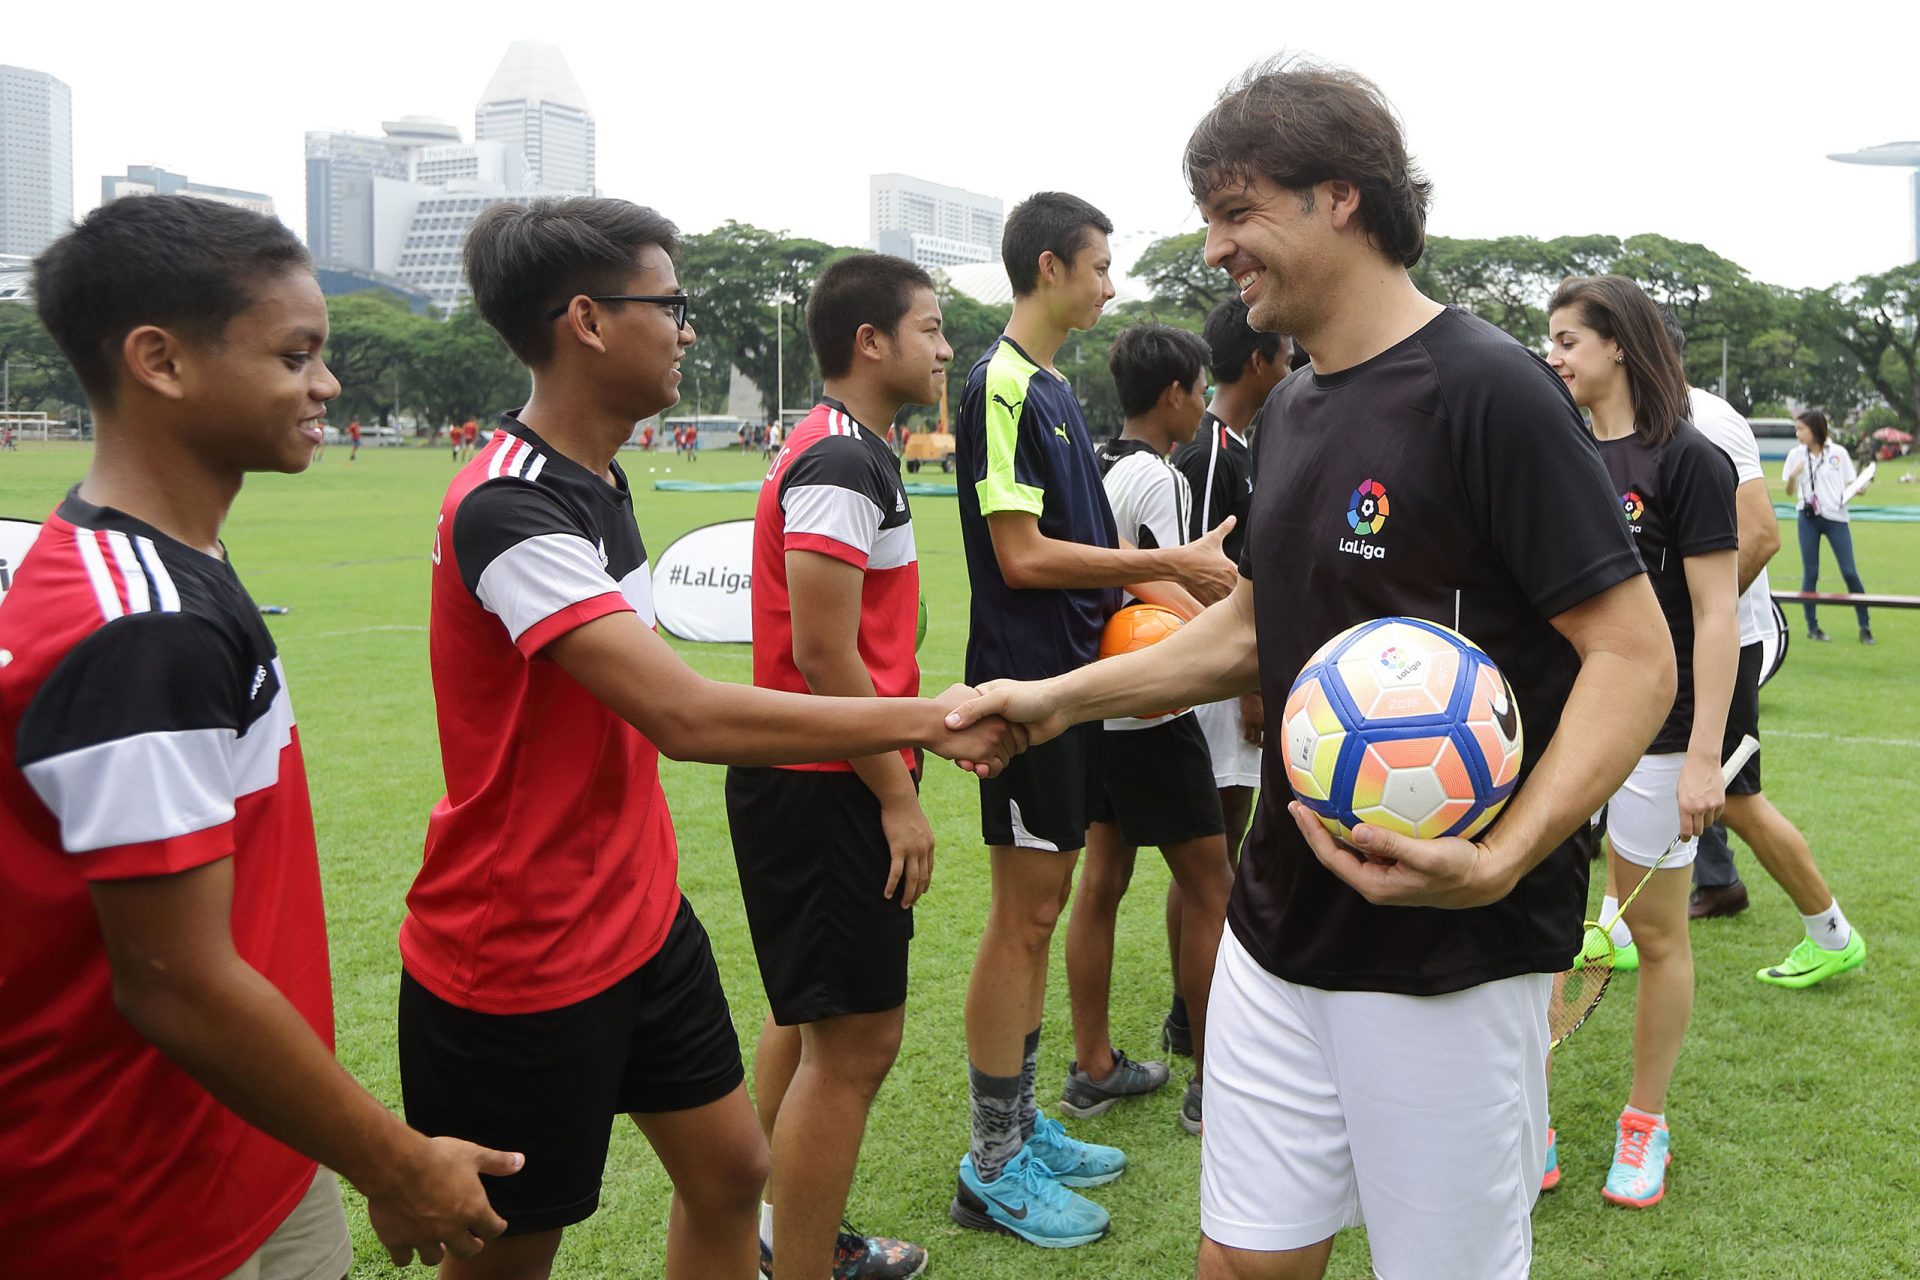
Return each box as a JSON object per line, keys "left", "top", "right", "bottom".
{"left": 1768, "top": 728, "right": 1920, "bottom": 750}
{"left": 290, "top": 624, "right": 430, "bottom": 640}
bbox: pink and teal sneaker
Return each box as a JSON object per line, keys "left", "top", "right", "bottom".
{"left": 1602, "top": 1111, "right": 1670, "bottom": 1208}
{"left": 1540, "top": 1127, "right": 1561, "bottom": 1192}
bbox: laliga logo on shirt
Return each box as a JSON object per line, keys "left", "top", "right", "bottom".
{"left": 1338, "top": 478, "right": 1389, "bottom": 561}
{"left": 1620, "top": 490, "right": 1645, "bottom": 531}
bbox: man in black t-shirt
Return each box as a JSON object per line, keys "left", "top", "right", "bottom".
{"left": 951, "top": 62, "right": 1676, "bottom": 1280}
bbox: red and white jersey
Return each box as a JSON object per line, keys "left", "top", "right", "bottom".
{"left": 751, "top": 399, "right": 919, "bottom": 771}
{"left": 403, "top": 416, "right": 681, "bottom": 1015}
{"left": 0, "top": 491, "right": 331, "bottom": 1280}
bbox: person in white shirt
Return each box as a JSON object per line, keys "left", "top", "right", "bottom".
{"left": 1656, "top": 314, "right": 1866, "bottom": 989}
{"left": 1076, "top": 323, "right": 1234, "bottom": 1138}
{"left": 1782, "top": 409, "right": 1872, "bottom": 643}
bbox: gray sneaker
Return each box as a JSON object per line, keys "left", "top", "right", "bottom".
{"left": 1179, "top": 1077, "right": 1203, "bottom": 1135}
{"left": 1059, "top": 1048, "right": 1171, "bottom": 1118}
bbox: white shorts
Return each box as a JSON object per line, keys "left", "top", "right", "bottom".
{"left": 218, "top": 1168, "right": 353, "bottom": 1280}
{"left": 1200, "top": 933, "right": 1550, "bottom": 1280}
{"left": 1604, "top": 753, "right": 1698, "bottom": 868}
{"left": 1193, "top": 697, "right": 1261, "bottom": 789}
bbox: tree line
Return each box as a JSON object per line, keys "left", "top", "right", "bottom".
{"left": 1, "top": 224, "right": 1913, "bottom": 440}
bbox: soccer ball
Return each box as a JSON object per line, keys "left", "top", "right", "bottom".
{"left": 1099, "top": 601, "right": 1184, "bottom": 659}
{"left": 1099, "top": 602, "right": 1187, "bottom": 718}
{"left": 1281, "top": 617, "right": 1523, "bottom": 843}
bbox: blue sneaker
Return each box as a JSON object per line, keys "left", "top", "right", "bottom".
{"left": 1603, "top": 1111, "right": 1671, "bottom": 1208}
{"left": 951, "top": 1147, "right": 1110, "bottom": 1248}
{"left": 1025, "top": 1112, "right": 1126, "bottom": 1186}
{"left": 1540, "top": 1127, "right": 1560, "bottom": 1192}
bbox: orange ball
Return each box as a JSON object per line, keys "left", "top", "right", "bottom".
{"left": 1099, "top": 602, "right": 1185, "bottom": 659}
{"left": 1098, "top": 603, "right": 1187, "bottom": 718}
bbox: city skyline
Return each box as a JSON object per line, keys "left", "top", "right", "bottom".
{"left": 2, "top": 4, "right": 1916, "bottom": 292}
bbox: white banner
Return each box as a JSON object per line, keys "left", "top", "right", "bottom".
{"left": 652, "top": 519, "right": 754, "bottom": 643}
{"left": 0, "top": 518, "right": 44, "bottom": 608}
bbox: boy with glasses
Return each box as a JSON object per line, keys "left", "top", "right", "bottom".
{"left": 400, "top": 197, "right": 1022, "bottom": 1279}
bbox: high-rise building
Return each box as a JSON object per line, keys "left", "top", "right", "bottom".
{"left": 304, "top": 123, "right": 421, "bottom": 269}
{"left": 304, "top": 44, "right": 596, "bottom": 311}
{"left": 0, "top": 66, "right": 74, "bottom": 258}
{"left": 475, "top": 41, "right": 594, "bottom": 195}
{"left": 1830, "top": 140, "right": 1920, "bottom": 263}
{"left": 870, "top": 174, "right": 1003, "bottom": 271}
{"left": 102, "top": 165, "right": 274, "bottom": 217}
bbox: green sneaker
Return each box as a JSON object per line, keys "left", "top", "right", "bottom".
{"left": 1579, "top": 930, "right": 1636, "bottom": 972}
{"left": 1757, "top": 930, "right": 1867, "bottom": 989}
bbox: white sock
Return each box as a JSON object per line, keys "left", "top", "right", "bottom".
{"left": 1623, "top": 1104, "right": 1666, "bottom": 1128}
{"left": 1802, "top": 899, "right": 1853, "bottom": 950}
{"left": 759, "top": 1201, "right": 774, "bottom": 1247}
{"left": 1601, "top": 896, "right": 1633, "bottom": 947}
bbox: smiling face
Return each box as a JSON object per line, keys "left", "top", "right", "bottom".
{"left": 1544, "top": 306, "right": 1624, "bottom": 411}
{"left": 181, "top": 269, "right": 339, "bottom": 475}
{"left": 877, "top": 287, "right": 953, "bottom": 407}
{"left": 596, "top": 242, "right": 696, "bottom": 421}
{"left": 1199, "top": 175, "right": 1333, "bottom": 339}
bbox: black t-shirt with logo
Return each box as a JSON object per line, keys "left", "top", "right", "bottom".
{"left": 1597, "top": 422, "right": 1738, "bottom": 754}
{"left": 1235, "top": 307, "right": 1645, "bottom": 996}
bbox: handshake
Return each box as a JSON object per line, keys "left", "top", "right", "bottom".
{"left": 927, "top": 679, "right": 1073, "bottom": 777}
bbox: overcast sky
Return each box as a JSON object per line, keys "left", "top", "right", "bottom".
{"left": 10, "top": 0, "right": 1916, "bottom": 292}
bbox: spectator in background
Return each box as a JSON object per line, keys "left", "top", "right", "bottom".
{"left": 1782, "top": 409, "right": 1872, "bottom": 644}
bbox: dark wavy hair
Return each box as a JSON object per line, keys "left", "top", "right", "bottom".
{"left": 1184, "top": 56, "right": 1433, "bottom": 269}
{"left": 1547, "top": 275, "right": 1690, "bottom": 446}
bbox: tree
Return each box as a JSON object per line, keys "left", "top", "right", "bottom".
{"left": 321, "top": 291, "right": 422, "bottom": 428}
{"left": 1802, "top": 263, "right": 1920, "bottom": 430}
{"left": 679, "top": 222, "right": 847, "bottom": 419}
{"left": 1132, "top": 231, "right": 1229, "bottom": 321}
{"left": 408, "top": 303, "right": 528, "bottom": 427}
{"left": 0, "top": 303, "right": 85, "bottom": 418}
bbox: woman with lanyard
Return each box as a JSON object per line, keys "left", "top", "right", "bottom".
{"left": 1544, "top": 275, "right": 1739, "bottom": 1209}
{"left": 1783, "top": 409, "right": 1874, "bottom": 644}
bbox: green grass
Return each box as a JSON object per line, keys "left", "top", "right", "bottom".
{"left": 2, "top": 441, "right": 1916, "bottom": 1279}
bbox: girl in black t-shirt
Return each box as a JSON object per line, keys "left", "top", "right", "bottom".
{"left": 1545, "top": 276, "right": 1739, "bottom": 1210}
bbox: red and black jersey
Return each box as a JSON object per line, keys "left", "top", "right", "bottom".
{"left": 751, "top": 398, "right": 919, "bottom": 771}
{"left": 403, "top": 415, "right": 681, "bottom": 1016}
{"left": 0, "top": 491, "right": 331, "bottom": 1280}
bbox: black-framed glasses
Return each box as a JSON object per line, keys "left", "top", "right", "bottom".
{"left": 546, "top": 293, "right": 691, "bottom": 331}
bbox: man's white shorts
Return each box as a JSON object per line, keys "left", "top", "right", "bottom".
{"left": 1605, "top": 752, "right": 1697, "bottom": 869}
{"left": 1193, "top": 697, "right": 1261, "bottom": 789}
{"left": 1200, "top": 932, "right": 1550, "bottom": 1280}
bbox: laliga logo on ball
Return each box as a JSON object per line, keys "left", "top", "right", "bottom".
{"left": 1620, "top": 490, "right": 1645, "bottom": 522}
{"left": 1283, "top": 617, "right": 1523, "bottom": 844}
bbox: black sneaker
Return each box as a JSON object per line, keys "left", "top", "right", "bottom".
{"left": 760, "top": 1223, "right": 928, "bottom": 1279}
{"left": 1161, "top": 1010, "right": 1193, "bottom": 1058}
{"left": 1861, "top": 627, "right": 1876, "bottom": 645}
{"left": 1809, "top": 627, "right": 1831, "bottom": 642}
{"left": 1179, "top": 1077, "right": 1203, "bottom": 1135}
{"left": 1060, "top": 1048, "right": 1171, "bottom": 1117}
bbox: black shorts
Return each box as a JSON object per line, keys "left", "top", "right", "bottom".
{"left": 1722, "top": 641, "right": 1763, "bottom": 795}
{"left": 1088, "top": 714, "right": 1227, "bottom": 847}
{"left": 726, "top": 765, "right": 914, "bottom": 1026}
{"left": 979, "top": 721, "right": 1098, "bottom": 852}
{"left": 397, "top": 896, "right": 743, "bottom": 1235}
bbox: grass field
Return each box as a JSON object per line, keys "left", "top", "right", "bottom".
{"left": 2, "top": 440, "right": 1915, "bottom": 1279}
